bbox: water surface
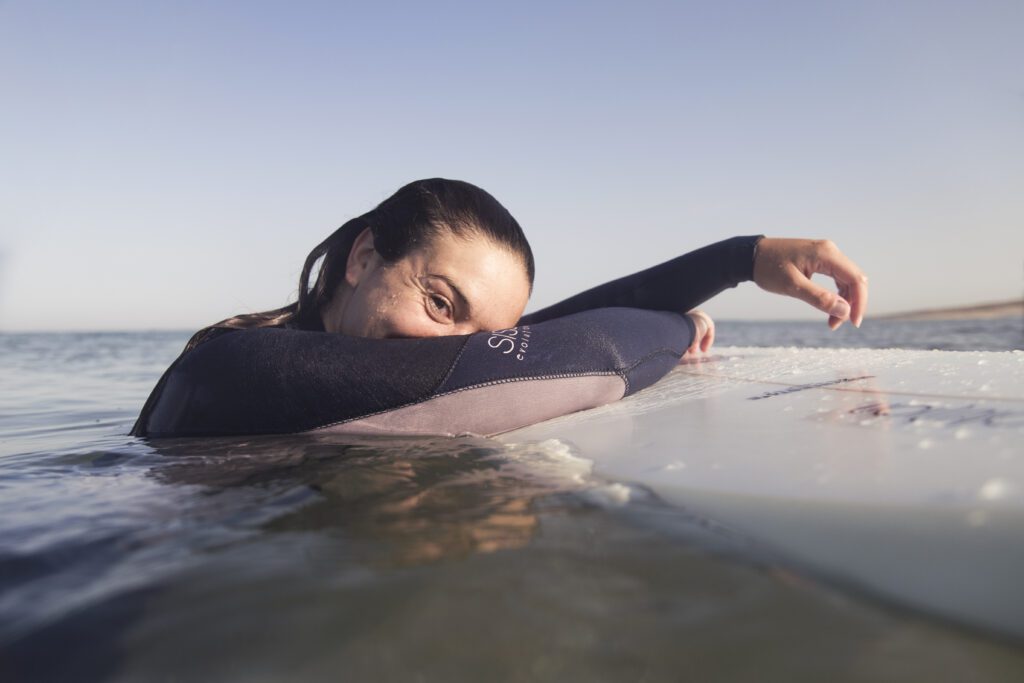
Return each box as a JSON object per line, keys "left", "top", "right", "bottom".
{"left": 2, "top": 321, "right": 1022, "bottom": 681}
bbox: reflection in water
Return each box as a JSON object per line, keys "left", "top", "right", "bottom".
{"left": 150, "top": 434, "right": 590, "bottom": 567}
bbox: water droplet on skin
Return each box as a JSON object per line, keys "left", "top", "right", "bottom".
{"left": 918, "top": 439, "right": 934, "bottom": 450}
{"left": 954, "top": 427, "right": 971, "bottom": 440}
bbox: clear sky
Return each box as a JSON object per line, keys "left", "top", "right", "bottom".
{"left": 1, "top": 0, "right": 1021, "bottom": 331}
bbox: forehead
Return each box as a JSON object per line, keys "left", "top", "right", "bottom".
{"left": 409, "top": 231, "right": 531, "bottom": 328}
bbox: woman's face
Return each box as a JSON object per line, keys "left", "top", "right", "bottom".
{"left": 322, "top": 228, "right": 531, "bottom": 338}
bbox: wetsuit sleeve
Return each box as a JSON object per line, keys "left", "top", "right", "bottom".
{"left": 519, "top": 235, "right": 762, "bottom": 325}
{"left": 135, "top": 308, "right": 693, "bottom": 438}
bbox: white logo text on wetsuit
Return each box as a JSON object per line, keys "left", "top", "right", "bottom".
{"left": 487, "top": 326, "right": 532, "bottom": 361}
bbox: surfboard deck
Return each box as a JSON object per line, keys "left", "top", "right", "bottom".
{"left": 499, "top": 346, "right": 1024, "bottom": 639}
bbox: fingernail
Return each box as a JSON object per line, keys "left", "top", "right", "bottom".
{"left": 830, "top": 298, "right": 850, "bottom": 320}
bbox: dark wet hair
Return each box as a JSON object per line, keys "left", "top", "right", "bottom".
{"left": 183, "top": 178, "right": 534, "bottom": 352}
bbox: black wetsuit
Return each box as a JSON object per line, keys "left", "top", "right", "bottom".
{"left": 132, "top": 235, "right": 761, "bottom": 438}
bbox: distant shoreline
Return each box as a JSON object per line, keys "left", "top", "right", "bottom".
{"left": 874, "top": 299, "right": 1023, "bottom": 321}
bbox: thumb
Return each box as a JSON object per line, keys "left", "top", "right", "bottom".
{"left": 787, "top": 266, "right": 851, "bottom": 321}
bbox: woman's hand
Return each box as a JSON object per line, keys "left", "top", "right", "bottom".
{"left": 684, "top": 309, "right": 715, "bottom": 357}
{"left": 753, "top": 238, "right": 868, "bottom": 330}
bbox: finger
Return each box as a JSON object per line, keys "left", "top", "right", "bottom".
{"left": 687, "top": 313, "right": 706, "bottom": 354}
{"left": 851, "top": 275, "right": 868, "bottom": 328}
{"left": 786, "top": 264, "right": 851, "bottom": 325}
{"left": 830, "top": 288, "right": 846, "bottom": 330}
{"left": 818, "top": 248, "right": 868, "bottom": 327}
{"left": 840, "top": 279, "right": 866, "bottom": 329}
{"left": 701, "top": 317, "right": 715, "bottom": 352}
{"left": 689, "top": 326, "right": 702, "bottom": 354}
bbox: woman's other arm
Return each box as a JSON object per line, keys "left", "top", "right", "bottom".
{"left": 519, "top": 236, "right": 867, "bottom": 330}
{"left": 518, "top": 236, "right": 760, "bottom": 325}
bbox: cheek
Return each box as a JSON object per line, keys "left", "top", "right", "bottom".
{"left": 377, "top": 302, "right": 442, "bottom": 338}
{"left": 347, "top": 287, "right": 439, "bottom": 338}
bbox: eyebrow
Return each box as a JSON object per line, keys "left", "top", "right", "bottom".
{"left": 429, "top": 274, "right": 473, "bottom": 320}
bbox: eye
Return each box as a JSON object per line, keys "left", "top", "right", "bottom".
{"left": 427, "top": 294, "right": 453, "bottom": 319}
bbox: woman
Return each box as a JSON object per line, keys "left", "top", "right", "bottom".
{"left": 131, "top": 178, "right": 867, "bottom": 438}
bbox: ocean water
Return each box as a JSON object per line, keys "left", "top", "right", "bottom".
{"left": 1, "top": 319, "right": 1023, "bottom": 681}
{"left": 717, "top": 316, "right": 1023, "bottom": 351}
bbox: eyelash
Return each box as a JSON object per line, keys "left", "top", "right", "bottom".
{"left": 429, "top": 294, "right": 452, "bottom": 317}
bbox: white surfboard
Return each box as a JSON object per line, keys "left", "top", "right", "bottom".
{"left": 499, "top": 347, "right": 1024, "bottom": 639}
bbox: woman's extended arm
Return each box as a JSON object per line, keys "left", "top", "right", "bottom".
{"left": 518, "top": 236, "right": 760, "bottom": 325}
{"left": 519, "top": 235, "right": 868, "bottom": 330}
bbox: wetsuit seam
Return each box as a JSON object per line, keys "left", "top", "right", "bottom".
{"left": 312, "top": 370, "right": 625, "bottom": 431}
{"left": 617, "top": 348, "right": 686, "bottom": 396}
{"left": 432, "top": 336, "right": 473, "bottom": 394}
{"left": 622, "top": 348, "right": 687, "bottom": 372}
